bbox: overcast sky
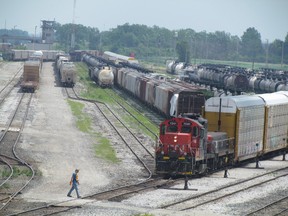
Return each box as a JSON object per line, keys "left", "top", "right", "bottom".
{"left": 1, "top": 0, "right": 287, "bottom": 42}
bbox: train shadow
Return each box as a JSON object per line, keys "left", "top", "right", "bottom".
{"left": 52, "top": 62, "right": 62, "bottom": 88}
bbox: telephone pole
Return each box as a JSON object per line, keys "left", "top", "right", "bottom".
{"left": 70, "top": 0, "right": 76, "bottom": 50}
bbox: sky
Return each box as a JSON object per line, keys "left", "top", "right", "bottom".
{"left": 1, "top": 0, "right": 287, "bottom": 42}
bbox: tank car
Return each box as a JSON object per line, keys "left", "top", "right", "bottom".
{"left": 248, "top": 76, "right": 257, "bottom": 91}
{"left": 174, "top": 62, "right": 185, "bottom": 74}
{"left": 90, "top": 66, "right": 114, "bottom": 87}
{"left": 82, "top": 53, "right": 114, "bottom": 87}
{"left": 276, "top": 82, "right": 288, "bottom": 91}
{"left": 224, "top": 74, "right": 249, "bottom": 93}
{"left": 166, "top": 61, "right": 175, "bottom": 74}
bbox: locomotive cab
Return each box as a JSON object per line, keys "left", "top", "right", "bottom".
{"left": 156, "top": 115, "right": 208, "bottom": 176}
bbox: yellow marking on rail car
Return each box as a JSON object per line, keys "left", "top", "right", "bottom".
{"left": 181, "top": 172, "right": 192, "bottom": 175}
{"left": 178, "top": 157, "right": 185, "bottom": 160}
{"left": 163, "top": 156, "right": 170, "bottom": 160}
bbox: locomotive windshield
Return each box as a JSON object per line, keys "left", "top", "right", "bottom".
{"left": 167, "top": 125, "right": 178, "bottom": 132}
{"left": 181, "top": 126, "right": 191, "bottom": 133}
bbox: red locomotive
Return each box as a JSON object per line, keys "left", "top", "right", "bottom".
{"left": 155, "top": 114, "right": 234, "bottom": 176}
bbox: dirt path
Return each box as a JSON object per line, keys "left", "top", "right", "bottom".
{"left": 18, "top": 62, "right": 109, "bottom": 202}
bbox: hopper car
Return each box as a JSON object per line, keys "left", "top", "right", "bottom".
{"left": 59, "top": 62, "right": 76, "bottom": 87}
{"left": 56, "top": 54, "right": 76, "bottom": 87}
{"left": 156, "top": 91, "right": 288, "bottom": 176}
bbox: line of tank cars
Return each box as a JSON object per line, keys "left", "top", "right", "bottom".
{"left": 82, "top": 52, "right": 208, "bottom": 117}
{"left": 156, "top": 91, "right": 288, "bottom": 176}
{"left": 167, "top": 61, "right": 288, "bottom": 95}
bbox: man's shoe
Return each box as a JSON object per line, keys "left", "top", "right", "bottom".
{"left": 77, "top": 196, "right": 81, "bottom": 198}
{"left": 67, "top": 195, "right": 72, "bottom": 197}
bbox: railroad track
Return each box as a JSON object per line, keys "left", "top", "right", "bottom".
{"left": 0, "top": 92, "right": 35, "bottom": 213}
{"left": 65, "top": 87, "right": 155, "bottom": 175}
{"left": 84, "top": 177, "right": 176, "bottom": 202}
{"left": 0, "top": 66, "right": 23, "bottom": 103}
{"left": 111, "top": 86, "right": 165, "bottom": 126}
{"left": 246, "top": 195, "right": 288, "bottom": 216}
{"left": 104, "top": 87, "right": 160, "bottom": 139}
{"left": 4, "top": 178, "right": 178, "bottom": 216}
{"left": 161, "top": 167, "right": 288, "bottom": 211}
{"left": 0, "top": 87, "right": 167, "bottom": 216}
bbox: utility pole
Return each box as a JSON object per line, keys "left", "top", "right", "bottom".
{"left": 70, "top": 0, "right": 76, "bottom": 50}
{"left": 33, "top": 25, "right": 37, "bottom": 50}
{"left": 265, "top": 39, "right": 269, "bottom": 68}
{"left": 281, "top": 41, "right": 284, "bottom": 68}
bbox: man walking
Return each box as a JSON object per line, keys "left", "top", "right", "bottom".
{"left": 67, "top": 169, "right": 81, "bottom": 198}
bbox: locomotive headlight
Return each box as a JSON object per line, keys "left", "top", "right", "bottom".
{"left": 184, "top": 152, "right": 187, "bottom": 156}
{"left": 161, "top": 151, "right": 164, "bottom": 155}
{"left": 174, "top": 136, "right": 177, "bottom": 143}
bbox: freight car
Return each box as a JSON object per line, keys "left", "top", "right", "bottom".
{"left": 166, "top": 61, "right": 185, "bottom": 74}
{"left": 249, "top": 76, "right": 288, "bottom": 93}
{"left": 187, "top": 65, "right": 250, "bottom": 94}
{"left": 82, "top": 53, "right": 114, "bottom": 87}
{"left": 20, "top": 60, "right": 41, "bottom": 92}
{"left": 90, "top": 66, "right": 114, "bottom": 87}
{"left": 116, "top": 68, "right": 206, "bottom": 117}
{"left": 9, "top": 49, "right": 64, "bottom": 61}
{"left": 102, "top": 51, "right": 139, "bottom": 65}
{"left": 59, "top": 62, "right": 76, "bottom": 87}
{"left": 155, "top": 91, "right": 288, "bottom": 176}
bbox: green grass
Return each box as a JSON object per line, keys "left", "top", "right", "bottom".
{"left": 143, "top": 57, "right": 288, "bottom": 71}
{"left": 75, "top": 63, "right": 159, "bottom": 138}
{"left": 75, "top": 63, "right": 114, "bottom": 103}
{"left": 94, "top": 134, "right": 120, "bottom": 163}
{"left": 196, "top": 59, "right": 288, "bottom": 70}
{"left": 1, "top": 167, "right": 33, "bottom": 178}
{"left": 67, "top": 98, "right": 119, "bottom": 163}
{"left": 67, "top": 99, "right": 92, "bottom": 133}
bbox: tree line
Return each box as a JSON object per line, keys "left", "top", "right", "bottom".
{"left": 1, "top": 23, "right": 288, "bottom": 66}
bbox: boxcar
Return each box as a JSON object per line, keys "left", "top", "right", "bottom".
{"left": 20, "top": 60, "right": 41, "bottom": 92}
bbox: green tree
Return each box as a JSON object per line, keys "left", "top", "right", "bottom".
{"left": 176, "top": 40, "right": 190, "bottom": 63}
{"left": 240, "top": 27, "right": 263, "bottom": 68}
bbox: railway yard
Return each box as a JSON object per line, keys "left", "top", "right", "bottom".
{"left": 0, "top": 60, "right": 287, "bottom": 216}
